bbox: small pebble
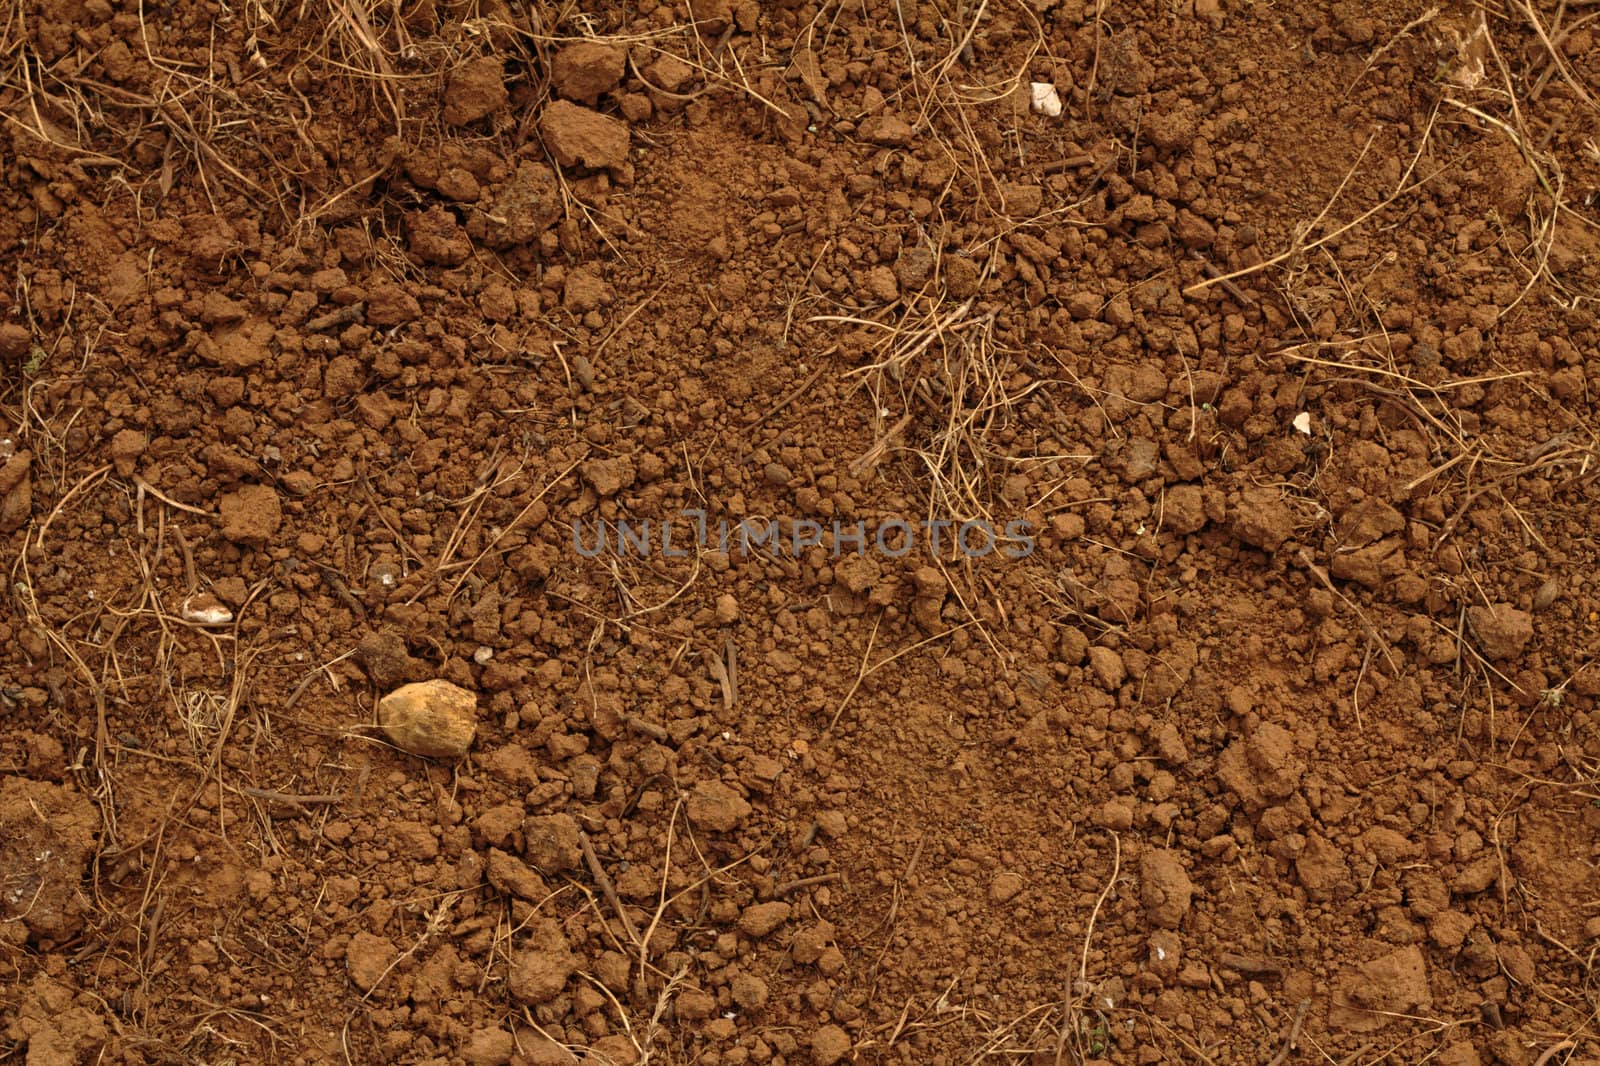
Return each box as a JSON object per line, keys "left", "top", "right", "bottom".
{"left": 181, "top": 592, "right": 234, "bottom": 626}
{"left": 378, "top": 679, "right": 478, "bottom": 758}
{"left": 1533, "top": 578, "right": 1560, "bottom": 612}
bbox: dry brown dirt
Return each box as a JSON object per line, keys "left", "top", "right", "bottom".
{"left": 3, "top": 0, "right": 1600, "bottom": 1063}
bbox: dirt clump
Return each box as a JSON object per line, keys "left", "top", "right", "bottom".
{"left": 540, "top": 100, "right": 631, "bottom": 170}
{"left": 811, "top": 1024, "right": 853, "bottom": 1065}
{"left": 551, "top": 41, "right": 626, "bottom": 104}
{"left": 6, "top": 976, "right": 111, "bottom": 1066}
{"left": 218, "top": 483, "right": 282, "bottom": 545}
{"left": 1217, "top": 718, "right": 1306, "bottom": 810}
{"left": 356, "top": 630, "right": 432, "bottom": 689}
{"left": 1139, "top": 848, "right": 1194, "bottom": 928}
{"left": 739, "top": 900, "right": 793, "bottom": 939}
{"left": 523, "top": 813, "right": 582, "bottom": 873}
{"left": 0, "top": 323, "right": 29, "bottom": 357}
{"left": 344, "top": 931, "right": 398, "bottom": 993}
{"left": 469, "top": 161, "right": 563, "bottom": 247}
{"left": 509, "top": 942, "right": 576, "bottom": 1004}
{"left": 443, "top": 56, "right": 510, "bottom": 125}
{"left": 0, "top": 450, "right": 30, "bottom": 531}
{"left": 1233, "top": 487, "right": 1295, "bottom": 551}
{"left": 1331, "top": 945, "right": 1434, "bottom": 1031}
{"left": 688, "top": 778, "right": 753, "bottom": 831}
{"left": 0, "top": 778, "right": 98, "bottom": 946}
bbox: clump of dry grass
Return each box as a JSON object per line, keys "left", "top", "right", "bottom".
{"left": 796, "top": 1, "right": 1096, "bottom": 550}
{"left": 2, "top": 467, "right": 293, "bottom": 1060}
{"left": 814, "top": 290, "right": 1042, "bottom": 533}
{"left": 878, "top": 0, "right": 1052, "bottom": 220}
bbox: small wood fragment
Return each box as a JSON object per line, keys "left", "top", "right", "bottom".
{"left": 1220, "top": 951, "right": 1284, "bottom": 976}
{"left": 579, "top": 829, "right": 641, "bottom": 947}
{"left": 306, "top": 302, "right": 366, "bottom": 332}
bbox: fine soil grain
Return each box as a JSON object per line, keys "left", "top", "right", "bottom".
{"left": 2, "top": 0, "right": 1600, "bottom": 1063}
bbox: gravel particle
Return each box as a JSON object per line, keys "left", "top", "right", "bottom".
{"left": 377, "top": 679, "right": 478, "bottom": 758}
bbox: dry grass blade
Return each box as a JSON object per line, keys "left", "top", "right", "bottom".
{"left": 1186, "top": 106, "right": 1442, "bottom": 297}
{"left": 829, "top": 615, "right": 979, "bottom": 730}
{"left": 1054, "top": 830, "right": 1121, "bottom": 1065}
{"left": 326, "top": 0, "right": 405, "bottom": 128}
{"left": 1344, "top": 5, "right": 1441, "bottom": 99}
{"left": 814, "top": 294, "right": 1040, "bottom": 532}
{"left": 1279, "top": 341, "right": 1533, "bottom": 473}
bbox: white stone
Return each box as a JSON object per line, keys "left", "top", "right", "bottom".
{"left": 181, "top": 593, "right": 234, "bottom": 626}
{"left": 1030, "top": 82, "right": 1063, "bottom": 118}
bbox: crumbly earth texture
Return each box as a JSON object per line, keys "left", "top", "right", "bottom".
{"left": 2, "top": 1, "right": 1599, "bottom": 1064}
